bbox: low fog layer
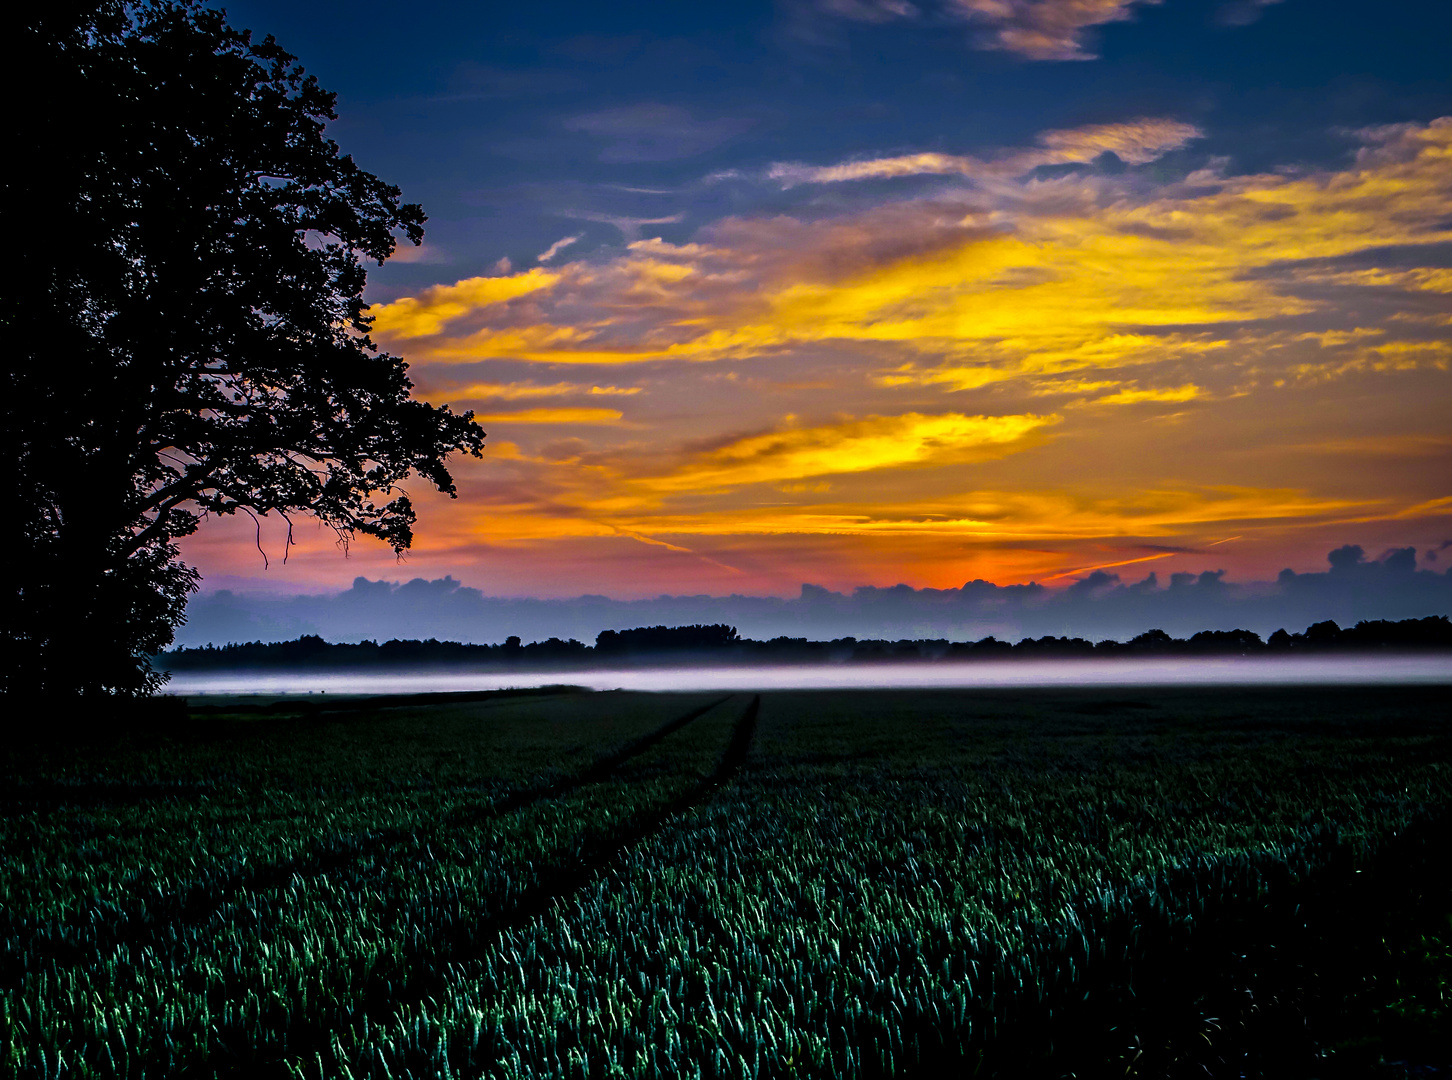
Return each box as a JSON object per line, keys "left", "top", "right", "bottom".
{"left": 178, "top": 544, "right": 1452, "bottom": 648}
{"left": 166, "top": 656, "right": 1452, "bottom": 697}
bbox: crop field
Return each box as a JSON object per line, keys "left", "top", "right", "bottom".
{"left": 3, "top": 685, "right": 1450, "bottom": 1078}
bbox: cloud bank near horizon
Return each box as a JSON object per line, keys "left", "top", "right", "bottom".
{"left": 177, "top": 544, "right": 1452, "bottom": 649}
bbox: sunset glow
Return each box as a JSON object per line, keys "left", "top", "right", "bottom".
{"left": 184, "top": 0, "right": 1451, "bottom": 606}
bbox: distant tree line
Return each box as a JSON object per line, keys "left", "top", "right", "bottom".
{"left": 156, "top": 616, "right": 1452, "bottom": 672}
{"left": 596, "top": 624, "right": 740, "bottom": 653}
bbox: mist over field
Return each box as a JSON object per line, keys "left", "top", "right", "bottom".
{"left": 165, "top": 655, "right": 1452, "bottom": 697}
{"left": 177, "top": 544, "right": 1452, "bottom": 647}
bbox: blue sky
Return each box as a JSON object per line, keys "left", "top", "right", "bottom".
{"left": 223, "top": 0, "right": 1452, "bottom": 297}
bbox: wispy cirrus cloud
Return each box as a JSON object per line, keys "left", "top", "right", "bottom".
{"left": 1215, "top": 0, "right": 1284, "bottom": 28}
{"left": 558, "top": 210, "right": 685, "bottom": 241}
{"left": 537, "top": 235, "right": 581, "bottom": 263}
{"left": 817, "top": 0, "right": 920, "bottom": 21}
{"left": 1290, "top": 435, "right": 1452, "bottom": 457}
{"left": 769, "top": 117, "right": 1201, "bottom": 185}
{"left": 563, "top": 104, "right": 754, "bottom": 162}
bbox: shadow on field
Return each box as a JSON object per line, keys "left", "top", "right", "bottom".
{"left": 895, "top": 810, "right": 1452, "bottom": 1080}
{"left": 0, "top": 693, "right": 736, "bottom": 1001}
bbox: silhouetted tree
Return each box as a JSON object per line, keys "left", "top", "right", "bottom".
{"left": 7, "top": 3, "right": 485, "bottom": 696}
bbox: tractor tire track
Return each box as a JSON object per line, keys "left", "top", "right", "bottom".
{"left": 239, "top": 695, "right": 762, "bottom": 1074}
{"left": 460, "top": 695, "right": 732, "bottom": 822}
{"left": 471, "top": 692, "right": 761, "bottom": 942}
{"left": 447, "top": 693, "right": 759, "bottom": 962}
{"left": 0, "top": 695, "right": 733, "bottom": 991}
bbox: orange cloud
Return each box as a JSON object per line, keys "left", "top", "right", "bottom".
{"left": 438, "top": 475, "right": 1376, "bottom": 547}
{"left": 614, "top": 486, "right": 1376, "bottom": 542}
{"left": 443, "top": 382, "right": 641, "bottom": 401}
{"left": 1292, "top": 435, "right": 1452, "bottom": 456}
{"left": 471, "top": 407, "right": 626, "bottom": 425}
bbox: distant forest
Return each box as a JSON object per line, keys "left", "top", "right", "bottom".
{"left": 158, "top": 616, "right": 1452, "bottom": 671}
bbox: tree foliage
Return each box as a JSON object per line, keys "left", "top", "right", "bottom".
{"left": 6, "top": 2, "right": 485, "bottom": 696}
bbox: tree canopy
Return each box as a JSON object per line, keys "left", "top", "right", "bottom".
{"left": 6, "top": 2, "right": 486, "bottom": 696}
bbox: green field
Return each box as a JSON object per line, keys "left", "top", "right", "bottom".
{"left": 3, "top": 685, "right": 1450, "bottom": 1078}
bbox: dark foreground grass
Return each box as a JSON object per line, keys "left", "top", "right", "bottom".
{"left": 1, "top": 684, "right": 1448, "bottom": 1078}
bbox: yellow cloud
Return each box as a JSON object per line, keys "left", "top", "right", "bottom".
{"left": 1288, "top": 338, "right": 1452, "bottom": 380}
{"left": 875, "top": 335, "right": 1229, "bottom": 391}
{"left": 1294, "top": 328, "right": 1385, "bottom": 347}
{"left": 1028, "top": 377, "right": 1122, "bottom": 395}
{"left": 1289, "top": 266, "right": 1452, "bottom": 293}
{"left": 1414, "top": 268, "right": 1452, "bottom": 293}
{"left": 1363, "top": 340, "right": 1452, "bottom": 369}
{"left": 636, "top": 413, "right": 1057, "bottom": 494}
{"left": 1092, "top": 384, "right": 1201, "bottom": 405}
{"left": 376, "top": 118, "right": 1452, "bottom": 388}
{"left": 371, "top": 268, "right": 560, "bottom": 338}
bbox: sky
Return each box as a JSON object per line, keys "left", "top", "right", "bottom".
{"left": 180, "top": 0, "right": 1452, "bottom": 622}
